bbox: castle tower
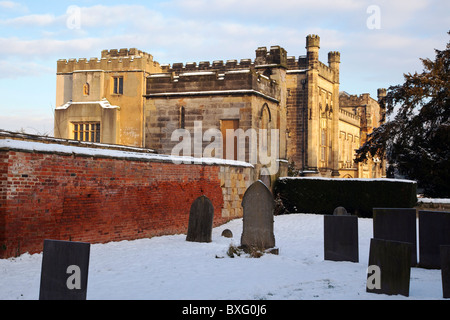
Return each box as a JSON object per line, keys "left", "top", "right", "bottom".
{"left": 305, "top": 34, "right": 321, "bottom": 172}
{"left": 306, "top": 34, "right": 320, "bottom": 70}
{"left": 328, "top": 51, "right": 341, "bottom": 176}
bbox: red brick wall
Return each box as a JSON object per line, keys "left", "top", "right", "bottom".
{"left": 0, "top": 149, "right": 233, "bottom": 258}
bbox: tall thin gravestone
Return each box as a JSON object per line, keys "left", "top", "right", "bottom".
{"left": 441, "top": 245, "right": 450, "bottom": 299}
{"left": 324, "top": 213, "right": 358, "bottom": 263}
{"left": 186, "top": 195, "right": 214, "bottom": 243}
{"left": 373, "top": 208, "right": 417, "bottom": 266}
{"left": 366, "top": 238, "right": 412, "bottom": 297}
{"left": 419, "top": 211, "right": 450, "bottom": 269}
{"left": 240, "top": 180, "right": 276, "bottom": 251}
{"left": 39, "top": 239, "right": 91, "bottom": 300}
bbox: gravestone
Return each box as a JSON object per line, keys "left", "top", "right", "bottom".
{"left": 186, "top": 195, "right": 214, "bottom": 243}
{"left": 333, "top": 206, "right": 349, "bottom": 216}
{"left": 441, "top": 245, "right": 450, "bottom": 299}
{"left": 366, "top": 238, "right": 412, "bottom": 297}
{"left": 419, "top": 211, "right": 450, "bottom": 269}
{"left": 373, "top": 208, "right": 417, "bottom": 266}
{"left": 240, "top": 180, "right": 276, "bottom": 251}
{"left": 221, "top": 229, "right": 233, "bottom": 238}
{"left": 324, "top": 215, "right": 358, "bottom": 262}
{"left": 39, "top": 239, "right": 91, "bottom": 300}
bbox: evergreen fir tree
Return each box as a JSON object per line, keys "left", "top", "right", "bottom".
{"left": 356, "top": 32, "right": 450, "bottom": 197}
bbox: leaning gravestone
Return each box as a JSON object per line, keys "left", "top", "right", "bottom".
{"left": 333, "top": 206, "right": 349, "bottom": 216}
{"left": 186, "top": 195, "right": 214, "bottom": 243}
{"left": 441, "top": 245, "right": 450, "bottom": 299}
{"left": 366, "top": 238, "right": 412, "bottom": 297}
{"left": 240, "top": 180, "right": 276, "bottom": 251}
{"left": 419, "top": 211, "right": 450, "bottom": 269}
{"left": 373, "top": 208, "right": 417, "bottom": 266}
{"left": 324, "top": 215, "right": 358, "bottom": 262}
{"left": 39, "top": 239, "right": 91, "bottom": 300}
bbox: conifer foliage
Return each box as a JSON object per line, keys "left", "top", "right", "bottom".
{"left": 356, "top": 32, "right": 450, "bottom": 197}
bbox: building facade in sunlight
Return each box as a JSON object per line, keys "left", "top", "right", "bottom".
{"left": 54, "top": 35, "right": 386, "bottom": 180}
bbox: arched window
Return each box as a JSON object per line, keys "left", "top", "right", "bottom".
{"left": 180, "top": 106, "right": 185, "bottom": 129}
{"left": 83, "top": 83, "right": 90, "bottom": 96}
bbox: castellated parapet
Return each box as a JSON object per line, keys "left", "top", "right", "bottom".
{"left": 57, "top": 48, "right": 162, "bottom": 74}
{"left": 328, "top": 51, "right": 341, "bottom": 64}
{"left": 146, "top": 69, "right": 279, "bottom": 102}
{"left": 306, "top": 34, "right": 320, "bottom": 48}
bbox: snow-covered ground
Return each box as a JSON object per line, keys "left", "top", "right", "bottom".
{"left": 0, "top": 214, "right": 444, "bottom": 300}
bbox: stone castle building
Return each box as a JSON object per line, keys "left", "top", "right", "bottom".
{"left": 54, "top": 34, "right": 386, "bottom": 183}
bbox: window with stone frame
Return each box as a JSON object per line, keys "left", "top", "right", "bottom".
{"left": 72, "top": 122, "right": 101, "bottom": 143}
{"left": 113, "top": 76, "right": 123, "bottom": 95}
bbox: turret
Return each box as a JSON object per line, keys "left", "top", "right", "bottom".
{"left": 328, "top": 51, "right": 340, "bottom": 83}
{"left": 306, "top": 34, "right": 320, "bottom": 70}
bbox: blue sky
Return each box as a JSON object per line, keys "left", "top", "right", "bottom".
{"left": 0, "top": 0, "right": 448, "bottom": 135}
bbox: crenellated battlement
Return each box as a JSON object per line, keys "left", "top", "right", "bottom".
{"left": 57, "top": 48, "right": 162, "bottom": 74}
{"left": 146, "top": 68, "right": 279, "bottom": 101}
{"left": 306, "top": 34, "right": 320, "bottom": 48}
{"left": 165, "top": 58, "right": 255, "bottom": 74}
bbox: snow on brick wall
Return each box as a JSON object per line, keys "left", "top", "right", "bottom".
{"left": 0, "top": 144, "right": 254, "bottom": 258}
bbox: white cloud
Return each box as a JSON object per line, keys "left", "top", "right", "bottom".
{"left": 0, "top": 1, "right": 28, "bottom": 11}
{"left": 0, "top": 13, "right": 58, "bottom": 27}
{"left": 0, "top": 60, "right": 54, "bottom": 79}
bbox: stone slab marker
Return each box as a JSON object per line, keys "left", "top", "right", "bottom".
{"left": 419, "top": 210, "right": 450, "bottom": 269}
{"left": 39, "top": 239, "right": 91, "bottom": 300}
{"left": 240, "top": 180, "right": 275, "bottom": 250}
{"left": 441, "top": 245, "right": 450, "bottom": 299}
{"left": 324, "top": 215, "right": 358, "bottom": 262}
{"left": 186, "top": 195, "right": 214, "bottom": 243}
{"left": 333, "top": 206, "right": 349, "bottom": 216}
{"left": 373, "top": 208, "right": 417, "bottom": 266}
{"left": 366, "top": 238, "right": 412, "bottom": 297}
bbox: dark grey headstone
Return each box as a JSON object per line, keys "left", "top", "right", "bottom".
{"left": 240, "top": 181, "right": 275, "bottom": 250}
{"left": 366, "top": 238, "right": 412, "bottom": 297}
{"left": 441, "top": 245, "right": 450, "bottom": 299}
{"left": 419, "top": 211, "right": 450, "bottom": 269}
{"left": 39, "top": 239, "right": 90, "bottom": 300}
{"left": 333, "top": 206, "right": 349, "bottom": 216}
{"left": 186, "top": 195, "right": 214, "bottom": 243}
{"left": 373, "top": 208, "right": 417, "bottom": 266}
{"left": 221, "top": 229, "right": 233, "bottom": 238}
{"left": 324, "top": 215, "right": 358, "bottom": 262}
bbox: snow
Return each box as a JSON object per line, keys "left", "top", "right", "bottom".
{"left": 418, "top": 198, "right": 450, "bottom": 204}
{"left": 55, "top": 98, "right": 120, "bottom": 110}
{"left": 0, "top": 138, "right": 253, "bottom": 168}
{"left": 0, "top": 214, "right": 444, "bottom": 300}
{"left": 280, "top": 176, "right": 417, "bottom": 184}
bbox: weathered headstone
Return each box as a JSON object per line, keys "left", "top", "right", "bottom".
{"left": 240, "top": 180, "right": 276, "bottom": 251}
{"left": 39, "top": 239, "right": 91, "bottom": 300}
{"left": 186, "top": 195, "right": 214, "bottom": 243}
{"left": 366, "top": 238, "right": 412, "bottom": 297}
{"left": 333, "top": 206, "right": 349, "bottom": 216}
{"left": 221, "top": 229, "right": 233, "bottom": 238}
{"left": 419, "top": 211, "right": 450, "bottom": 269}
{"left": 441, "top": 245, "right": 450, "bottom": 299}
{"left": 324, "top": 215, "right": 358, "bottom": 262}
{"left": 373, "top": 208, "right": 417, "bottom": 266}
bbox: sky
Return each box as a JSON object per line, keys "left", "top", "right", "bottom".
{"left": 0, "top": 0, "right": 448, "bottom": 135}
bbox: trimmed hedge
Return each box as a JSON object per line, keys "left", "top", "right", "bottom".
{"left": 273, "top": 177, "right": 417, "bottom": 218}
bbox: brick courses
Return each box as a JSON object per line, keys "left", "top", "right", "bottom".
{"left": 0, "top": 141, "right": 253, "bottom": 258}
